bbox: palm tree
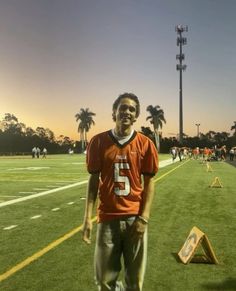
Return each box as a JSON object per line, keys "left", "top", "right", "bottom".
{"left": 75, "top": 108, "right": 95, "bottom": 152}
{"left": 146, "top": 105, "right": 166, "bottom": 151}
{"left": 231, "top": 121, "right": 236, "bottom": 135}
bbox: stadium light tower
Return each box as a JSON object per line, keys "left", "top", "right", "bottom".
{"left": 176, "top": 25, "right": 188, "bottom": 144}
{"left": 195, "top": 123, "right": 200, "bottom": 138}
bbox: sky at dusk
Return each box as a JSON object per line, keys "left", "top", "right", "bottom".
{"left": 0, "top": 0, "right": 236, "bottom": 141}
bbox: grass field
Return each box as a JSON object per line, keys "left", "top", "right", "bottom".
{"left": 0, "top": 154, "right": 235, "bottom": 290}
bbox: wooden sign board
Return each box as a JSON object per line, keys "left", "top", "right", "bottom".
{"left": 178, "top": 226, "right": 219, "bottom": 264}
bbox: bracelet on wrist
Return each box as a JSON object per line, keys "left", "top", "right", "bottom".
{"left": 138, "top": 215, "right": 149, "bottom": 224}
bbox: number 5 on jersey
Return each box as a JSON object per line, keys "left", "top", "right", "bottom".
{"left": 114, "top": 162, "right": 131, "bottom": 196}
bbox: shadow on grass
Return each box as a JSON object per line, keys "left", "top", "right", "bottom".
{"left": 172, "top": 252, "right": 181, "bottom": 263}
{"left": 201, "top": 278, "right": 236, "bottom": 290}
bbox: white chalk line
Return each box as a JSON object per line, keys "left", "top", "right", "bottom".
{"left": 30, "top": 215, "right": 42, "bottom": 220}
{"left": 0, "top": 181, "right": 88, "bottom": 208}
{"left": 3, "top": 225, "right": 18, "bottom": 230}
{"left": 3, "top": 202, "right": 75, "bottom": 230}
{"left": 0, "top": 159, "right": 176, "bottom": 209}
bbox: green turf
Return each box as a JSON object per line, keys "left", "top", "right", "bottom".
{"left": 0, "top": 155, "right": 235, "bottom": 290}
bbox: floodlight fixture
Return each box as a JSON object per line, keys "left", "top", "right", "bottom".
{"left": 177, "top": 37, "right": 187, "bottom": 46}
{"left": 176, "top": 64, "right": 187, "bottom": 71}
{"left": 176, "top": 54, "right": 185, "bottom": 61}
{"left": 175, "top": 25, "right": 188, "bottom": 33}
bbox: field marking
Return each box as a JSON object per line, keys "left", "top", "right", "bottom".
{"left": 3, "top": 225, "right": 18, "bottom": 230}
{"left": 154, "top": 159, "right": 190, "bottom": 183}
{"left": 0, "top": 181, "right": 88, "bottom": 208}
{"left": 51, "top": 208, "right": 60, "bottom": 212}
{"left": 30, "top": 215, "right": 42, "bottom": 220}
{"left": 0, "top": 159, "right": 189, "bottom": 283}
{"left": 0, "top": 217, "right": 97, "bottom": 283}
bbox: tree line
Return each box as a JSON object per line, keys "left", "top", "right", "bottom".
{"left": 75, "top": 107, "right": 236, "bottom": 153}
{"left": 1, "top": 110, "right": 235, "bottom": 155}
{"left": 0, "top": 113, "right": 75, "bottom": 155}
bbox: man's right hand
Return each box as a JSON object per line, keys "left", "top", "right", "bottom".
{"left": 82, "top": 219, "right": 93, "bottom": 244}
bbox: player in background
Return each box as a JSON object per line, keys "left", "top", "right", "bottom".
{"left": 82, "top": 93, "right": 158, "bottom": 291}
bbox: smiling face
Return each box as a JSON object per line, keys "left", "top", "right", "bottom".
{"left": 113, "top": 97, "right": 138, "bottom": 134}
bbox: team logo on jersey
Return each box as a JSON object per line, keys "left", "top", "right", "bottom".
{"left": 116, "top": 154, "right": 127, "bottom": 160}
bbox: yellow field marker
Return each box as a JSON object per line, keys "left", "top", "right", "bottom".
{"left": 210, "top": 177, "right": 223, "bottom": 188}
{"left": 0, "top": 160, "right": 189, "bottom": 282}
{"left": 206, "top": 162, "right": 213, "bottom": 172}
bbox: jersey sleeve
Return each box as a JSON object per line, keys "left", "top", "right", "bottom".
{"left": 141, "top": 139, "right": 158, "bottom": 176}
{"left": 86, "top": 135, "right": 102, "bottom": 174}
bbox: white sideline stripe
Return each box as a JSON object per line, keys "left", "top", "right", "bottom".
{"left": 30, "top": 215, "right": 42, "bottom": 220}
{"left": 0, "top": 181, "right": 88, "bottom": 208}
{"left": 67, "top": 202, "right": 74, "bottom": 205}
{"left": 3, "top": 225, "right": 18, "bottom": 230}
{"left": 80, "top": 197, "right": 86, "bottom": 200}
{"left": 159, "top": 158, "right": 178, "bottom": 168}
{"left": 52, "top": 208, "right": 60, "bottom": 212}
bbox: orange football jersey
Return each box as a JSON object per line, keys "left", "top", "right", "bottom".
{"left": 86, "top": 130, "right": 158, "bottom": 222}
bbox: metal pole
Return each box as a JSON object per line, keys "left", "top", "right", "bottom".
{"left": 179, "top": 29, "right": 183, "bottom": 144}
{"left": 176, "top": 25, "right": 187, "bottom": 145}
{"left": 195, "top": 123, "right": 200, "bottom": 138}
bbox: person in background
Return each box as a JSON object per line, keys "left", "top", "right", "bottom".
{"left": 32, "top": 147, "right": 36, "bottom": 158}
{"left": 36, "top": 147, "right": 40, "bottom": 158}
{"left": 42, "top": 148, "right": 47, "bottom": 158}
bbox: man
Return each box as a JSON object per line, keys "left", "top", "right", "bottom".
{"left": 82, "top": 93, "right": 158, "bottom": 290}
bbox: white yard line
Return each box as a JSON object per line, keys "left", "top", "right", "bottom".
{"left": 51, "top": 208, "right": 60, "bottom": 212}
{"left": 0, "top": 181, "right": 88, "bottom": 208}
{"left": 0, "top": 158, "right": 177, "bottom": 209}
{"left": 67, "top": 202, "right": 75, "bottom": 205}
{"left": 3, "top": 225, "right": 18, "bottom": 230}
{"left": 30, "top": 215, "right": 42, "bottom": 220}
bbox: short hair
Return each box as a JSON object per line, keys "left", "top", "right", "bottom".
{"left": 112, "top": 92, "right": 140, "bottom": 121}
